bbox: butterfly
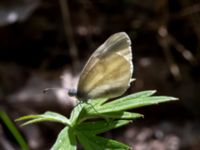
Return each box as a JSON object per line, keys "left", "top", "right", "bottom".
{"left": 68, "top": 32, "right": 133, "bottom": 101}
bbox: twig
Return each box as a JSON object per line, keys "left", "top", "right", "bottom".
{"left": 158, "top": 26, "right": 181, "bottom": 81}
{"left": 171, "top": 3, "right": 200, "bottom": 19}
{"left": 59, "top": 0, "right": 79, "bottom": 73}
{"left": 168, "top": 34, "right": 197, "bottom": 65}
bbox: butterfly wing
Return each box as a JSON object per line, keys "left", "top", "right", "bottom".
{"left": 77, "top": 32, "right": 133, "bottom": 100}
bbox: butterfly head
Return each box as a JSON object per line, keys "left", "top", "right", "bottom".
{"left": 68, "top": 89, "right": 77, "bottom": 97}
{"left": 68, "top": 89, "right": 88, "bottom": 101}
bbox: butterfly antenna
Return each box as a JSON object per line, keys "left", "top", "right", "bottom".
{"left": 43, "top": 87, "right": 66, "bottom": 94}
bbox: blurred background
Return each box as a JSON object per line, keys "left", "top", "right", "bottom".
{"left": 0, "top": 0, "right": 200, "bottom": 150}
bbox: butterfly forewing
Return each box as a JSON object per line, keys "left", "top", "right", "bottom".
{"left": 77, "top": 32, "right": 133, "bottom": 101}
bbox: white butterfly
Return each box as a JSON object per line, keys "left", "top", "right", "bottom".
{"left": 69, "top": 32, "right": 133, "bottom": 101}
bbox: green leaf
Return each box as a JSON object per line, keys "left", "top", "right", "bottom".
{"left": 98, "top": 95, "right": 178, "bottom": 113}
{"left": 87, "top": 91, "right": 156, "bottom": 110}
{"left": 85, "top": 111, "right": 143, "bottom": 120}
{"left": 16, "top": 111, "right": 71, "bottom": 126}
{"left": 70, "top": 91, "right": 158, "bottom": 123}
{"left": 51, "top": 126, "right": 77, "bottom": 150}
{"left": 0, "top": 110, "right": 29, "bottom": 150}
{"left": 69, "top": 103, "right": 87, "bottom": 125}
{"left": 16, "top": 90, "right": 178, "bottom": 150}
{"left": 77, "top": 132, "right": 130, "bottom": 150}
{"left": 76, "top": 120, "right": 131, "bottom": 135}
{"left": 99, "top": 111, "right": 143, "bottom": 120}
{"left": 89, "top": 97, "right": 109, "bottom": 106}
{"left": 102, "top": 90, "right": 157, "bottom": 106}
{"left": 120, "top": 90, "right": 157, "bottom": 99}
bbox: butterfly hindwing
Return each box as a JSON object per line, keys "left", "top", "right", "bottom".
{"left": 77, "top": 32, "right": 133, "bottom": 100}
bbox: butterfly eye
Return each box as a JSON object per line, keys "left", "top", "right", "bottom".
{"left": 68, "top": 89, "right": 77, "bottom": 97}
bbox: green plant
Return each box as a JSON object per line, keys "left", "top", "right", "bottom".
{"left": 0, "top": 110, "right": 29, "bottom": 150}
{"left": 16, "top": 90, "right": 177, "bottom": 150}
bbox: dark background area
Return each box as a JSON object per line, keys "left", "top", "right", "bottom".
{"left": 0, "top": 0, "right": 200, "bottom": 150}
